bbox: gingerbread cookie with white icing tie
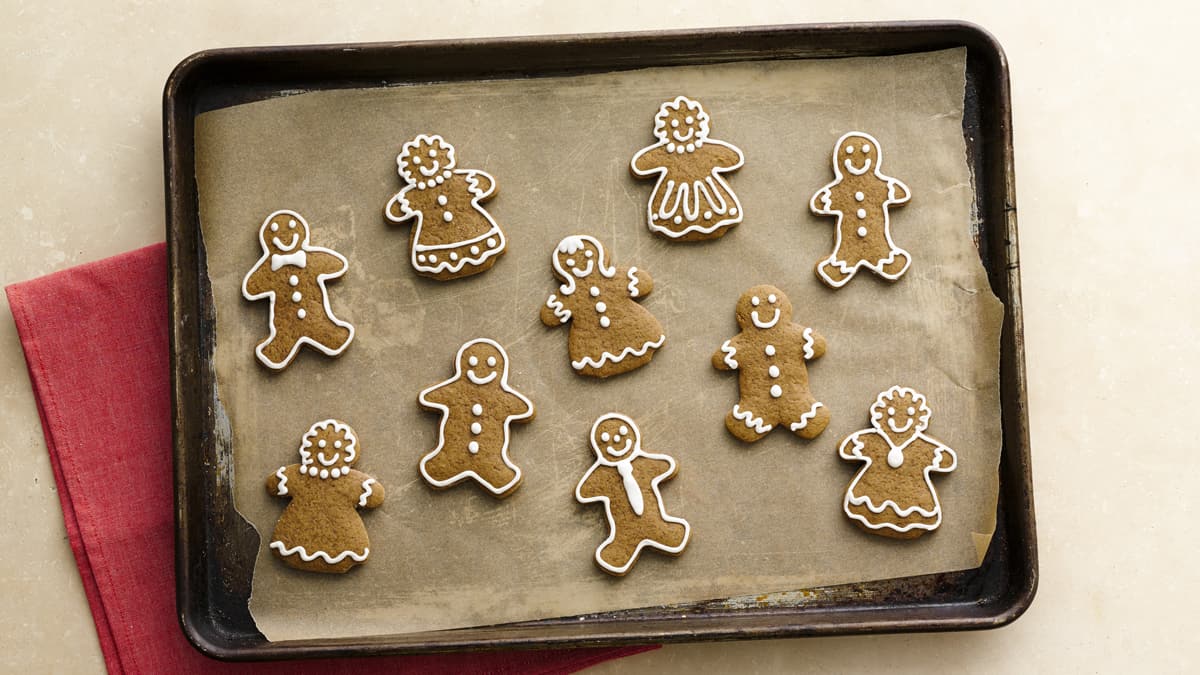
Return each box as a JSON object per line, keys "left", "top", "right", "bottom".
{"left": 242, "top": 209, "right": 355, "bottom": 370}
{"left": 575, "top": 413, "right": 691, "bottom": 576}
{"left": 265, "top": 420, "right": 384, "bottom": 574}
{"left": 712, "top": 284, "right": 831, "bottom": 443}
{"left": 540, "top": 235, "right": 666, "bottom": 378}
{"left": 385, "top": 134, "right": 506, "bottom": 280}
{"left": 810, "top": 131, "right": 912, "bottom": 287}
{"left": 631, "top": 96, "right": 745, "bottom": 241}
{"left": 417, "top": 338, "right": 535, "bottom": 498}
{"left": 839, "top": 386, "right": 958, "bottom": 539}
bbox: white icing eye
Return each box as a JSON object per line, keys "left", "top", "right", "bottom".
{"left": 487, "top": 356, "right": 497, "bottom": 367}
{"left": 619, "top": 425, "right": 628, "bottom": 435}
{"left": 751, "top": 296, "right": 760, "bottom": 306}
{"left": 887, "top": 407, "right": 896, "bottom": 415}
{"left": 601, "top": 432, "right": 610, "bottom": 442}
{"left": 768, "top": 294, "right": 777, "bottom": 304}
{"left": 334, "top": 440, "right": 342, "bottom": 449}
{"left": 270, "top": 222, "right": 279, "bottom": 232}
{"left": 671, "top": 119, "right": 680, "bottom": 127}
{"left": 584, "top": 250, "right": 593, "bottom": 258}
{"left": 288, "top": 219, "right": 296, "bottom": 228}
{"left": 566, "top": 258, "right": 575, "bottom": 266}
{"left": 468, "top": 355, "right": 479, "bottom": 366}
{"left": 845, "top": 146, "right": 854, "bottom": 154}
{"left": 318, "top": 440, "right": 327, "bottom": 448}
{"left": 413, "top": 155, "right": 421, "bottom": 164}
{"left": 907, "top": 407, "right": 916, "bottom": 415}
{"left": 862, "top": 144, "right": 871, "bottom": 153}
{"left": 428, "top": 148, "right": 437, "bottom": 158}
{"left": 685, "top": 115, "right": 694, "bottom": 124}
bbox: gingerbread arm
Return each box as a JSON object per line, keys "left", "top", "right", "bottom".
{"left": 505, "top": 390, "right": 535, "bottom": 421}
{"left": 837, "top": 431, "right": 869, "bottom": 461}
{"left": 888, "top": 177, "right": 911, "bottom": 205}
{"left": 307, "top": 249, "right": 349, "bottom": 277}
{"left": 417, "top": 380, "right": 455, "bottom": 411}
{"left": 242, "top": 258, "right": 272, "bottom": 298}
{"left": 930, "top": 441, "right": 958, "bottom": 472}
{"left": 810, "top": 183, "right": 834, "bottom": 215}
{"left": 575, "top": 465, "right": 604, "bottom": 502}
{"left": 352, "top": 473, "right": 386, "bottom": 509}
{"left": 265, "top": 465, "right": 297, "bottom": 498}
{"left": 622, "top": 266, "right": 653, "bottom": 299}
{"left": 630, "top": 144, "right": 668, "bottom": 176}
{"left": 385, "top": 186, "right": 416, "bottom": 223}
{"left": 712, "top": 335, "right": 741, "bottom": 371}
{"left": 462, "top": 170, "right": 496, "bottom": 200}
{"left": 707, "top": 140, "right": 745, "bottom": 170}
{"left": 541, "top": 293, "right": 572, "bottom": 327}
{"left": 641, "top": 453, "right": 677, "bottom": 481}
{"left": 800, "top": 327, "right": 827, "bottom": 361}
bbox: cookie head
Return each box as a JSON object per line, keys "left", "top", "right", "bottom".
{"left": 552, "top": 235, "right": 610, "bottom": 283}
{"left": 653, "top": 96, "right": 710, "bottom": 145}
{"left": 735, "top": 285, "right": 792, "bottom": 332}
{"left": 590, "top": 413, "right": 641, "bottom": 463}
{"left": 870, "top": 386, "right": 932, "bottom": 445}
{"left": 455, "top": 338, "right": 508, "bottom": 386}
{"left": 260, "top": 210, "right": 310, "bottom": 253}
{"left": 397, "top": 134, "right": 457, "bottom": 185}
{"left": 298, "top": 419, "right": 359, "bottom": 478}
{"left": 836, "top": 132, "right": 882, "bottom": 177}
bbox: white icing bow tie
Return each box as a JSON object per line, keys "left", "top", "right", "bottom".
{"left": 271, "top": 250, "right": 307, "bottom": 271}
{"left": 616, "top": 459, "right": 644, "bottom": 516}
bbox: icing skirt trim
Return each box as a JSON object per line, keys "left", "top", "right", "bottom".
{"left": 571, "top": 335, "right": 665, "bottom": 371}
{"left": 413, "top": 229, "right": 505, "bottom": 275}
{"left": 270, "top": 540, "right": 369, "bottom": 564}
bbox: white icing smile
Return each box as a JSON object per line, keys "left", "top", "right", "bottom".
{"left": 571, "top": 260, "right": 594, "bottom": 278}
{"left": 887, "top": 417, "right": 914, "bottom": 434}
{"left": 467, "top": 369, "right": 497, "bottom": 385}
{"left": 606, "top": 438, "right": 633, "bottom": 457}
{"left": 273, "top": 233, "right": 299, "bottom": 251}
{"left": 418, "top": 160, "right": 441, "bottom": 177}
{"left": 316, "top": 452, "right": 340, "bottom": 466}
{"left": 752, "top": 309, "right": 780, "bottom": 329}
{"left": 844, "top": 158, "right": 872, "bottom": 175}
{"left": 672, "top": 128, "right": 695, "bottom": 142}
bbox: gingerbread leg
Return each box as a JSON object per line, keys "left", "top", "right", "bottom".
{"left": 598, "top": 533, "right": 639, "bottom": 573}
{"left": 421, "top": 450, "right": 463, "bottom": 486}
{"left": 877, "top": 249, "right": 911, "bottom": 279}
{"left": 788, "top": 401, "right": 830, "bottom": 440}
{"left": 258, "top": 333, "right": 299, "bottom": 368}
{"left": 653, "top": 518, "right": 688, "bottom": 551}
{"left": 726, "top": 406, "right": 771, "bottom": 443}
{"left": 313, "top": 321, "right": 353, "bottom": 353}
{"left": 816, "top": 257, "right": 854, "bottom": 288}
{"left": 474, "top": 460, "right": 520, "bottom": 496}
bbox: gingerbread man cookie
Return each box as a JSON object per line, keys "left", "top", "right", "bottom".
{"left": 712, "top": 285, "right": 830, "bottom": 442}
{"left": 810, "top": 131, "right": 912, "bottom": 288}
{"left": 540, "top": 235, "right": 665, "bottom": 378}
{"left": 839, "top": 386, "right": 958, "bottom": 539}
{"left": 265, "top": 420, "right": 385, "bottom": 573}
{"left": 417, "top": 338, "right": 535, "bottom": 497}
{"left": 575, "top": 413, "right": 691, "bottom": 576}
{"left": 385, "top": 134, "right": 506, "bottom": 280}
{"left": 631, "top": 96, "right": 745, "bottom": 241}
{"left": 242, "top": 210, "right": 354, "bottom": 370}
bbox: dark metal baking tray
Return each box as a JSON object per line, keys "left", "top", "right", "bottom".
{"left": 166, "top": 21, "right": 1035, "bottom": 661}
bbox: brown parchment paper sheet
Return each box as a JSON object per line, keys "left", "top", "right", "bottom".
{"left": 195, "top": 47, "right": 1003, "bottom": 641}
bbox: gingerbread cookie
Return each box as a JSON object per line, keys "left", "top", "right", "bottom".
{"left": 810, "top": 131, "right": 912, "bottom": 287}
{"left": 265, "top": 420, "right": 385, "bottom": 573}
{"left": 575, "top": 413, "right": 690, "bottom": 576}
{"left": 839, "top": 386, "right": 958, "bottom": 539}
{"left": 417, "top": 338, "right": 535, "bottom": 497}
{"left": 242, "top": 210, "right": 354, "bottom": 370}
{"left": 712, "top": 285, "right": 830, "bottom": 442}
{"left": 540, "top": 235, "right": 665, "bottom": 378}
{"left": 385, "top": 134, "right": 506, "bottom": 280}
{"left": 631, "top": 96, "right": 745, "bottom": 241}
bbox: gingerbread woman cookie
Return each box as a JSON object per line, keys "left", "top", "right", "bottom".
{"left": 540, "top": 235, "right": 666, "bottom": 378}
{"left": 265, "top": 420, "right": 385, "bottom": 573}
{"left": 712, "top": 285, "right": 830, "bottom": 442}
{"left": 631, "top": 96, "right": 745, "bottom": 241}
{"left": 242, "top": 210, "right": 354, "bottom": 370}
{"left": 575, "top": 413, "right": 691, "bottom": 576}
{"left": 839, "top": 386, "right": 958, "bottom": 539}
{"left": 417, "top": 338, "right": 535, "bottom": 497}
{"left": 810, "top": 131, "right": 912, "bottom": 288}
{"left": 385, "top": 134, "right": 506, "bottom": 280}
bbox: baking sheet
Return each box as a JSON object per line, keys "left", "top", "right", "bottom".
{"left": 194, "top": 47, "right": 1003, "bottom": 641}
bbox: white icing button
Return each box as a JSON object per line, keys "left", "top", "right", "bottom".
{"left": 437, "top": 195, "right": 448, "bottom": 206}
{"left": 288, "top": 275, "right": 299, "bottom": 286}
{"left": 449, "top": 252, "right": 458, "bottom": 261}
{"left": 673, "top": 215, "right": 683, "bottom": 224}
{"left": 435, "top": 174, "right": 445, "bottom": 184}
{"left": 667, "top": 142, "right": 676, "bottom": 153}
{"left": 443, "top": 211, "right": 453, "bottom": 222}
{"left": 470, "top": 245, "right": 480, "bottom": 255}
{"left": 417, "top": 181, "right": 427, "bottom": 190}
{"left": 770, "top": 384, "right": 783, "bottom": 398}
{"left": 600, "top": 316, "right": 611, "bottom": 328}
{"left": 765, "top": 344, "right": 776, "bottom": 356}
{"left": 472, "top": 403, "right": 483, "bottom": 415}
{"left": 769, "top": 365, "right": 780, "bottom": 378}
{"left": 443, "top": 169, "right": 451, "bottom": 178}
{"left": 291, "top": 291, "right": 301, "bottom": 302}
{"left": 417, "top": 254, "right": 427, "bottom": 263}
{"left": 704, "top": 210, "right": 712, "bottom": 219}
{"left": 595, "top": 302, "right": 607, "bottom": 313}
{"left": 857, "top": 226, "right": 868, "bottom": 237}
{"left": 331, "top": 468, "right": 341, "bottom": 478}
{"left": 729, "top": 207, "right": 738, "bottom": 215}
{"left": 308, "top": 466, "right": 318, "bottom": 476}
{"left": 297, "top": 309, "right": 306, "bottom": 319}
{"left": 429, "top": 254, "right": 438, "bottom": 263}
{"left": 487, "top": 237, "right": 496, "bottom": 248}
{"left": 468, "top": 441, "right": 480, "bottom": 454}
{"left": 471, "top": 422, "right": 482, "bottom": 435}
{"left": 686, "top": 142, "right": 695, "bottom": 152}
{"left": 855, "top": 191, "right": 865, "bottom": 201}
{"left": 856, "top": 208, "right": 867, "bottom": 219}
{"left": 341, "top": 465, "right": 349, "bottom": 474}
{"left": 319, "top": 469, "right": 329, "bottom": 479}
{"left": 589, "top": 286, "right": 600, "bottom": 297}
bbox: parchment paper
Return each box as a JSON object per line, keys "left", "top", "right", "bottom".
{"left": 195, "top": 47, "right": 1003, "bottom": 641}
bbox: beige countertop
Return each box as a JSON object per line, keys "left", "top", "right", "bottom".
{"left": 2, "top": 1, "right": 1196, "bottom": 672}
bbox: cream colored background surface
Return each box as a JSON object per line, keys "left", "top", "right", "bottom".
{"left": 1, "top": 1, "right": 1196, "bottom": 672}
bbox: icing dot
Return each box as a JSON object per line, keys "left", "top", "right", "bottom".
{"left": 673, "top": 215, "right": 682, "bottom": 224}
{"left": 769, "top": 365, "right": 780, "bottom": 378}
{"left": 685, "top": 115, "right": 694, "bottom": 124}
{"left": 857, "top": 208, "right": 867, "bottom": 219}
{"left": 619, "top": 425, "right": 628, "bottom": 435}
{"left": 297, "top": 308, "right": 306, "bottom": 319}
{"left": 770, "top": 384, "right": 783, "bottom": 398}
{"left": 601, "top": 432, "right": 610, "bottom": 442}
{"left": 675, "top": 145, "right": 686, "bottom": 154}
{"left": 288, "top": 274, "right": 299, "bottom": 286}
{"left": 308, "top": 466, "right": 318, "bottom": 476}
{"left": 855, "top": 191, "right": 865, "bottom": 201}
{"left": 443, "top": 170, "right": 451, "bottom": 178}
{"left": 667, "top": 142, "right": 676, "bottom": 153}
{"left": 443, "top": 211, "right": 453, "bottom": 222}
{"left": 470, "top": 245, "right": 480, "bottom": 255}
{"left": 270, "top": 222, "right": 279, "bottom": 232}
{"left": 888, "top": 407, "right": 896, "bottom": 415}
{"left": 765, "top": 344, "right": 776, "bottom": 356}
{"left": 472, "top": 403, "right": 483, "bottom": 415}
{"left": 291, "top": 291, "right": 301, "bottom": 302}
{"left": 907, "top": 407, "right": 916, "bottom": 415}
{"left": 857, "top": 226, "right": 868, "bottom": 237}
{"left": 331, "top": 468, "right": 341, "bottom": 478}
{"left": 686, "top": 142, "right": 695, "bottom": 152}
{"left": 487, "top": 356, "right": 497, "bottom": 367}
{"left": 487, "top": 237, "right": 496, "bottom": 248}
{"left": 585, "top": 250, "right": 593, "bottom": 258}
{"left": 768, "top": 294, "right": 777, "bottom": 304}
{"left": 704, "top": 210, "right": 712, "bottom": 219}
{"left": 468, "top": 441, "right": 479, "bottom": 454}
{"left": 671, "top": 119, "right": 680, "bottom": 128}
{"left": 589, "top": 286, "right": 600, "bottom": 297}
{"left": 595, "top": 302, "right": 607, "bottom": 313}
{"left": 449, "top": 252, "right": 458, "bottom": 261}
{"left": 428, "top": 148, "right": 437, "bottom": 158}
{"left": 319, "top": 469, "right": 329, "bottom": 479}
{"left": 428, "top": 254, "right": 437, "bottom": 263}
{"left": 288, "top": 219, "right": 296, "bottom": 228}
{"left": 417, "top": 181, "right": 427, "bottom": 190}
{"left": 600, "top": 316, "right": 611, "bottom": 328}
{"left": 862, "top": 144, "right": 871, "bottom": 153}
{"left": 318, "top": 440, "right": 327, "bottom": 448}
{"left": 342, "top": 465, "right": 349, "bottom": 474}
{"left": 413, "top": 155, "right": 422, "bottom": 164}
{"left": 471, "top": 422, "right": 482, "bottom": 435}
{"left": 846, "top": 146, "right": 854, "bottom": 154}
{"left": 334, "top": 440, "right": 342, "bottom": 448}
{"left": 729, "top": 207, "right": 738, "bottom": 215}
{"left": 417, "top": 254, "right": 427, "bottom": 263}
{"left": 468, "top": 356, "right": 478, "bottom": 366}
{"left": 435, "top": 174, "right": 445, "bottom": 184}
{"left": 751, "top": 296, "right": 760, "bottom": 306}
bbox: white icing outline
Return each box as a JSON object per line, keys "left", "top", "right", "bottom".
{"left": 631, "top": 96, "right": 745, "bottom": 239}
{"left": 298, "top": 419, "right": 357, "bottom": 476}
{"left": 384, "top": 134, "right": 506, "bottom": 276}
{"left": 417, "top": 338, "right": 534, "bottom": 496}
{"left": 788, "top": 401, "right": 825, "bottom": 431}
{"left": 810, "top": 131, "right": 912, "bottom": 288}
{"left": 732, "top": 404, "right": 772, "bottom": 433}
{"left": 552, "top": 235, "right": 615, "bottom": 295}
{"left": 269, "top": 541, "right": 369, "bottom": 564}
{"left": 241, "top": 210, "right": 355, "bottom": 370}
{"left": 571, "top": 335, "right": 665, "bottom": 372}
{"left": 575, "top": 413, "right": 691, "bottom": 575}
{"left": 839, "top": 386, "right": 957, "bottom": 533}
{"left": 720, "top": 339, "right": 739, "bottom": 369}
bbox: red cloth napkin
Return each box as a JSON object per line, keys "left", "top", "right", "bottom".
{"left": 7, "top": 242, "right": 654, "bottom": 675}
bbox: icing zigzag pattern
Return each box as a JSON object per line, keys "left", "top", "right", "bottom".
{"left": 571, "top": 335, "right": 665, "bottom": 371}
{"left": 269, "top": 541, "right": 369, "bottom": 564}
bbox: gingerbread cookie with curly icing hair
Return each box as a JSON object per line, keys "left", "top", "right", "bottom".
{"left": 265, "top": 420, "right": 385, "bottom": 573}
{"left": 839, "top": 386, "right": 958, "bottom": 539}
{"left": 385, "top": 134, "right": 506, "bottom": 280}
{"left": 242, "top": 210, "right": 354, "bottom": 370}
{"left": 417, "top": 338, "right": 535, "bottom": 497}
{"left": 575, "top": 413, "right": 690, "bottom": 576}
{"left": 540, "top": 235, "right": 665, "bottom": 378}
{"left": 712, "top": 284, "right": 830, "bottom": 442}
{"left": 631, "top": 96, "right": 745, "bottom": 241}
{"left": 810, "top": 131, "right": 912, "bottom": 287}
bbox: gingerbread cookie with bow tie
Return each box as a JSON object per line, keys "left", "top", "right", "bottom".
{"left": 242, "top": 210, "right": 355, "bottom": 370}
